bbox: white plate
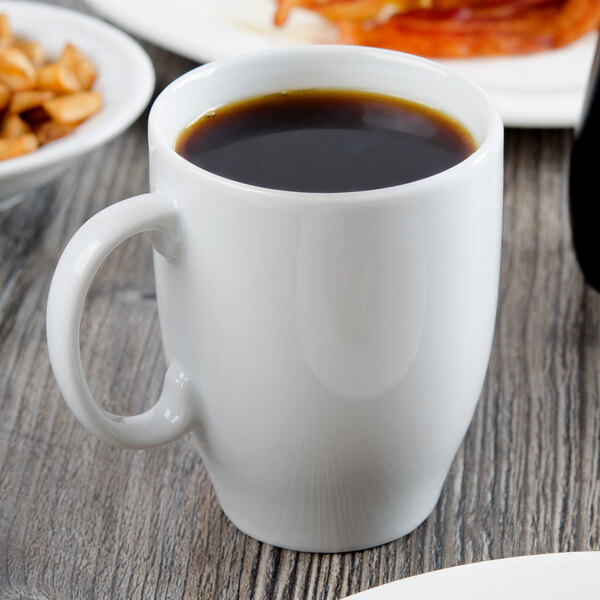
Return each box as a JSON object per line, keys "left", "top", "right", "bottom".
{"left": 0, "top": 1, "right": 155, "bottom": 208}
{"left": 343, "top": 553, "right": 600, "bottom": 600}
{"left": 83, "top": 0, "right": 596, "bottom": 128}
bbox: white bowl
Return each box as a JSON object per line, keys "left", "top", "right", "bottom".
{"left": 0, "top": 1, "right": 155, "bottom": 210}
{"left": 344, "top": 552, "right": 600, "bottom": 600}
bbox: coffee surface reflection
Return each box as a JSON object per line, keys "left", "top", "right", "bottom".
{"left": 175, "top": 89, "right": 476, "bottom": 193}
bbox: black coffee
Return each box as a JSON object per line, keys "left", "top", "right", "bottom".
{"left": 175, "top": 89, "right": 476, "bottom": 193}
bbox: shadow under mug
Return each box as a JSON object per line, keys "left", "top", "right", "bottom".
{"left": 47, "top": 46, "right": 504, "bottom": 553}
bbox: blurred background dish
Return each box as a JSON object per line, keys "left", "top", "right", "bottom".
{"left": 272, "top": 0, "right": 600, "bottom": 59}
{"left": 0, "top": 1, "right": 155, "bottom": 211}
{"left": 83, "top": 0, "right": 596, "bottom": 128}
{"left": 342, "top": 552, "right": 600, "bottom": 600}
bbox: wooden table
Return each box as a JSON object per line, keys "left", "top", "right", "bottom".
{"left": 2, "top": 1, "right": 600, "bottom": 598}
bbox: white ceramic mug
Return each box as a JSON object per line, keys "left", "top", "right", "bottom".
{"left": 46, "top": 46, "right": 503, "bottom": 553}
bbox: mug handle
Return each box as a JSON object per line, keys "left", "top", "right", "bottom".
{"left": 46, "top": 193, "right": 195, "bottom": 449}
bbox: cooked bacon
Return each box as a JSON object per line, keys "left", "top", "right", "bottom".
{"left": 274, "top": 0, "right": 552, "bottom": 24}
{"left": 274, "top": 0, "right": 429, "bottom": 25}
{"left": 274, "top": 0, "right": 600, "bottom": 57}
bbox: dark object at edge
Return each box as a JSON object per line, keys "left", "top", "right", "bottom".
{"left": 569, "top": 34, "right": 600, "bottom": 292}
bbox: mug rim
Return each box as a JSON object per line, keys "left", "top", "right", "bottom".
{"left": 149, "top": 45, "right": 503, "bottom": 204}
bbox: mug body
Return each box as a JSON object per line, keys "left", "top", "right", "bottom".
{"left": 148, "top": 46, "right": 503, "bottom": 552}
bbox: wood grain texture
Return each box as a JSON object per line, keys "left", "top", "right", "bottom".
{"left": 1, "top": 3, "right": 600, "bottom": 598}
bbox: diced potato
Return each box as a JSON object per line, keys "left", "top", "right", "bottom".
{"left": 0, "top": 132, "right": 38, "bottom": 160}
{"left": 13, "top": 40, "right": 45, "bottom": 68}
{"left": 0, "top": 114, "right": 31, "bottom": 138}
{"left": 35, "top": 120, "right": 75, "bottom": 145}
{"left": 43, "top": 91, "right": 102, "bottom": 124}
{"left": 0, "top": 46, "right": 36, "bottom": 90}
{"left": 8, "top": 89, "right": 53, "bottom": 114}
{"left": 0, "top": 81, "right": 9, "bottom": 110}
{"left": 36, "top": 63, "right": 80, "bottom": 94}
{"left": 59, "top": 44, "right": 96, "bottom": 90}
{"left": 0, "top": 15, "right": 12, "bottom": 48}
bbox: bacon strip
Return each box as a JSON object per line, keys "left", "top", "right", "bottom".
{"left": 275, "top": 0, "right": 551, "bottom": 24}
{"left": 274, "top": 0, "right": 429, "bottom": 25}
{"left": 274, "top": 0, "right": 600, "bottom": 57}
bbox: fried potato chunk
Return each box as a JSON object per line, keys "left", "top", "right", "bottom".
{"left": 43, "top": 91, "right": 102, "bottom": 124}
{"left": 0, "top": 114, "right": 31, "bottom": 138}
{"left": 0, "top": 46, "right": 35, "bottom": 90}
{"left": 0, "top": 132, "right": 38, "bottom": 160}
{"left": 59, "top": 44, "right": 96, "bottom": 90}
{"left": 36, "top": 63, "right": 81, "bottom": 93}
{"left": 8, "top": 90, "right": 54, "bottom": 114}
